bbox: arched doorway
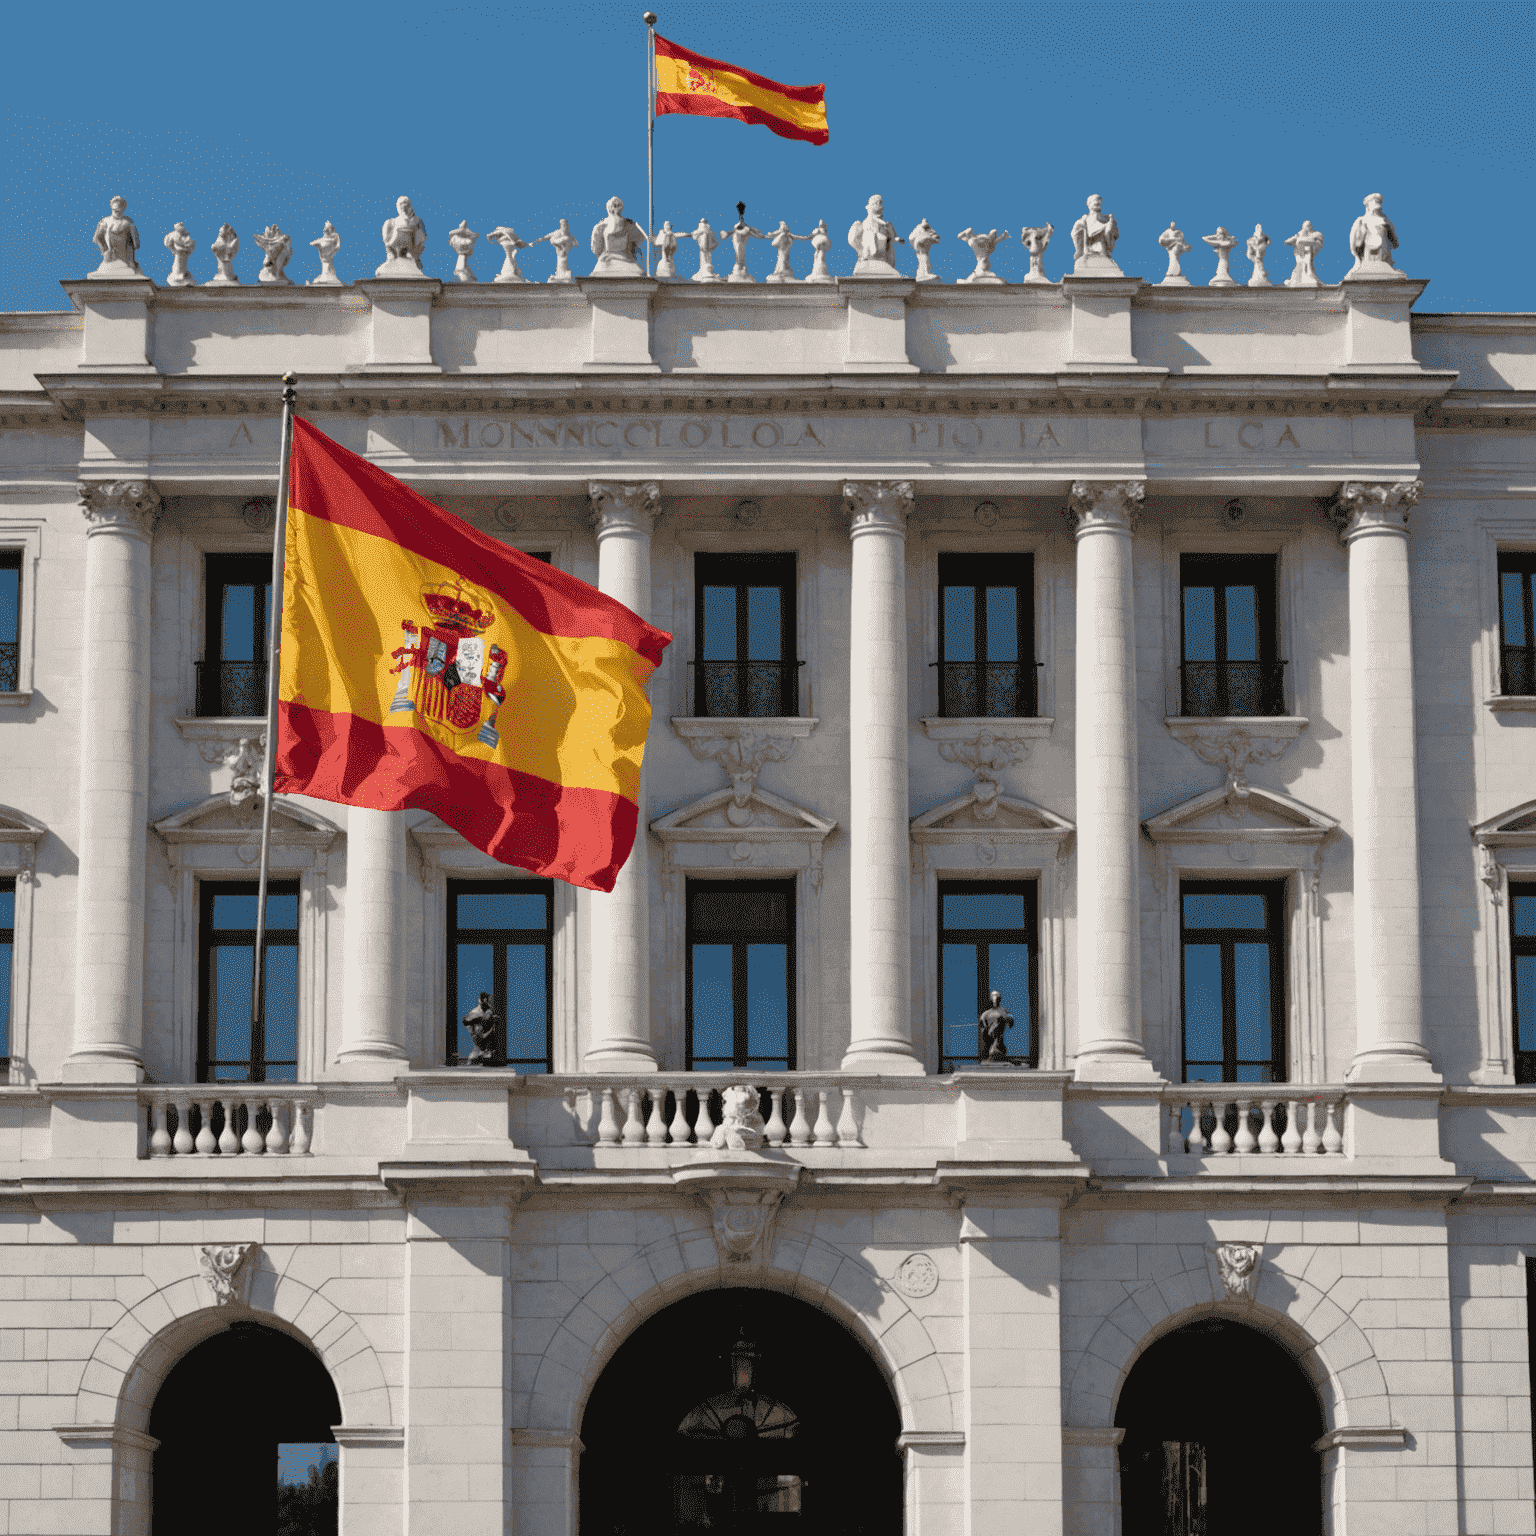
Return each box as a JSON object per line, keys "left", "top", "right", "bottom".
{"left": 148, "top": 1320, "right": 341, "bottom": 1536}
{"left": 580, "top": 1287, "right": 902, "bottom": 1536}
{"left": 1116, "top": 1317, "right": 1324, "bottom": 1536}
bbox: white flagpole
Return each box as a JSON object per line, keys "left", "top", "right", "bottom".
{"left": 250, "top": 373, "right": 297, "bottom": 1062}
{"left": 645, "top": 11, "right": 657, "bottom": 275}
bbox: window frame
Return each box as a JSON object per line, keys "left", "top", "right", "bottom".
{"left": 200, "top": 553, "right": 274, "bottom": 718}
{"left": 684, "top": 878, "right": 797, "bottom": 1071}
{"left": 1178, "top": 553, "right": 1283, "bottom": 718}
{"left": 935, "top": 552, "right": 1038, "bottom": 719}
{"left": 1497, "top": 551, "right": 1536, "bottom": 698}
{"left": 0, "top": 521, "right": 42, "bottom": 708}
{"left": 0, "top": 875, "right": 13, "bottom": 1072}
{"left": 692, "top": 552, "right": 800, "bottom": 718}
{"left": 1512, "top": 882, "right": 1536, "bottom": 1085}
{"left": 196, "top": 878, "right": 301, "bottom": 1083}
{"left": 936, "top": 878, "right": 1040, "bottom": 1072}
{"left": 444, "top": 877, "right": 555, "bottom": 1070}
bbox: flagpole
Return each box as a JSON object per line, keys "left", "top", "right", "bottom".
{"left": 644, "top": 11, "right": 657, "bottom": 275}
{"left": 250, "top": 373, "right": 297, "bottom": 1059}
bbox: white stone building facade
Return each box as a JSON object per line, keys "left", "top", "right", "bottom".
{"left": 0, "top": 199, "right": 1533, "bottom": 1536}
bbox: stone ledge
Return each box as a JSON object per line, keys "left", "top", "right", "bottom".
{"left": 1485, "top": 694, "right": 1536, "bottom": 713}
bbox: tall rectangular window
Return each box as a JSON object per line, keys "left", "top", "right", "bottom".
{"left": 200, "top": 555, "right": 272, "bottom": 717}
{"left": 1181, "top": 881, "right": 1287, "bottom": 1082}
{"left": 937, "top": 554, "right": 1036, "bottom": 717}
{"left": 686, "top": 880, "right": 794, "bottom": 1070}
{"left": 0, "top": 878, "right": 13, "bottom": 1069}
{"left": 198, "top": 882, "right": 299, "bottom": 1082}
{"left": 937, "top": 881, "right": 1037, "bottom": 1071}
{"left": 693, "top": 553, "right": 798, "bottom": 717}
{"left": 446, "top": 880, "right": 553, "bottom": 1070}
{"left": 1180, "top": 554, "right": 1282, "bottom": 717}
{"left": 1512, "top": 885, "right": 1536, "bottom": 1085}
{"left": 1498, "top": 552, "right": 1536, "bottom": 696}
{"left": 0, "top": 551, "right": 20, "bottom": 693}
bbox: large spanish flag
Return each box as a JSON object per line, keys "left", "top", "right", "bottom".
{"left": 654, "top": 33, "right": 829, "bottom": 145}
{"left": 274, "top": 418, "right": 671, "bottom": 892}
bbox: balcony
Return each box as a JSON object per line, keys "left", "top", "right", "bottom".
{"left": 690, "top": 660, "right": 802, "bottom": 719}
{"left": 933, "top": 660, "right": 1040, "bottom": 719}
{"left": 195, "top": 659, "right": 267, "bottom": 718}
{"left": 1500, "top": 643, "right": 1536, "bottom": 697}
{"left": 1180, "top": 660, "right": 1287, "bottom": 718}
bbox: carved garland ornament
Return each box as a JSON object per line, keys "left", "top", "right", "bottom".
{"left": 1215, "top": 1242, "right": 1260, "bottom": 1301}
{"left": 680, "top": 731, "right": 800, "bottom": 826}
{"left": 197, "top": 1242, "right": 259, "bottom": 1306}
{"left": 198, "top": 734, "right": 267, "bottom": 811}
{"left": 936, "top": 730, "right": 1030, "bottom": 820}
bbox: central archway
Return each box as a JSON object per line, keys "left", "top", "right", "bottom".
{"left": 580, "top": 1287, "right": 902, "bottom": 1536}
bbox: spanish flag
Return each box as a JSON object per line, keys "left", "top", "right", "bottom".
{"left": 654, "top": 33, "right": 829, "bottom": 146}
{"left": 274, "top": 419, "right": 671, "bottom": 892}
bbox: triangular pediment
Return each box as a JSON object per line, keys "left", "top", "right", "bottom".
{"left": 1474, "top": 798, "right": 1536, "bottom": 842}
{"left": 911, "top": 789, "right": 1074, "bottom": 837}
{"left": 1144, "top": 783, "right": 1337, "bottom": 843}
{"left": 651, "top": 785, "right": 835, "bottom": 841}
{"left": 154, "top": 794, "right": 342, "bottom": 845}
{"left": 0, "top": 804, "right": 47, "bottom": 842}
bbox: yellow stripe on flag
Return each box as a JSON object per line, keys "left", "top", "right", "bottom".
{"left": 655, "top": 53, "right": 828, "bottom": 135}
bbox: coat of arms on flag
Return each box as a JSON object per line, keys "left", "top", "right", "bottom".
{"left": 389, "top": 580, "right": 509, "bottom": 748}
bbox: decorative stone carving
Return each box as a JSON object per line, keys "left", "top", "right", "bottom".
{"left": 1157, "top": 221, "right": 1192, "bottom": 285}
{"left": 978, "top": 989, "right": 1016, "bottom": 1061}
{"left": 684, "top": 217, "right": 723, "bottom": 282}
{"left": 1164, "top": 718, "right": 1308, "bottom": 809}
{"left": 680, "top": 728, "right": 801, "bottom": 825}
{"left": 78, "top": 479, "right": 161, "bottom": 538}
{"left": 253, "top": 225, "right": 293, "bottom": 285}
{"left": 699, "top": 1186, "right": 785, "bottom": 1264}
{"left": 731, "top": 498, "right": 762, "bottom": 528}
{"left": 1246, "top": 224, "right": 1272, "bottom": 287}
{"left": 589, "top": 196, "right": 647, "bottom": 276}
{"left": 198, "top": 1242, "right": 258, "bottom": 1306}
{"left": 241, "top": 497, "right": 275, "bottom": 533}
{"left": 893, "top": 1252, "right": 940, "bottom": 1298}
{"left": 1346, "top": 192, "right": 1405, "bottom": 280}
{"left": 308, "top": 222, "right": 342, "bottom": 286}
{"left": 973, "top": 500, "right": 999, "bottom": 528}
{"left": 805, "top": 220, "right": 834, "bottom": 284}
{"left": 1222, "top": 497, "right": 1247, "bottom": 530}
{"left": 536, "top": 219, "right": 577, "bottom": 284}
{"left": 1019, "top": 223, "right": 1054, "bottom": 283}
{"left": 710, "top": 1085, "right": 767, "bottom": 1151}
{"left": 1215, "top": 1242, "right": 1260, "bottom": 1301}
{"left": 843, "top": 479, "right": 914, "bottom": 532}
{"left": 1070, "top": 194, "right": 1121, "bottom": 275}
{"left": 1326, "top": 479, "right": 1422, "bottom": 546}
{"left": 652, "top": 220, "right": 680, "bottom": 280}
{"left": 587, "top": 480, "right": 661, "bottom": 535}
{"left": 847, "top": 194, "right": 904, "bottom": 276}
{"left": 447, "top": 220, "right": 480, "bottom": 282}
{"left": 935, "top": 729, "right": 1031, "bottom": 820}
{"left": 90, "top": 196, "right": 142, "bottom": 278}
{"left": 208, "top": 224, "right": 240, "bottom": 285}
{"left": 1202, "top": 226, "right": 1238, "bottom": 286}
{"left": 492, "top": 499, "right": 523, "bottom": 532}
{"left": 1284, "top": 221, "right": 1325, "bottom": 287}
{"left": 765, "top": 221, "right": 808, "bottom": 284}
{"left": 726, "top": 203, "right": 766, "bottom": 283}
{"left": 1066, "top": 479, "right": 1145, "bottom": 535}
{"left": 957, "top": 227, "right": 1010, "bottom": 284}
{"left": 199, "top": 734, "right": 267, "bottom": 810}
{"left": 162, "top": 223, "right": 196, "bottom": 286}
{"left": 908, "top": 219, "right": 941, "bottom": 282}
{"left": 376, "top": 196, "right": 427, "bottom": 277}
{"left": 461, "top": 991, "right": 500, "bottom": 1065}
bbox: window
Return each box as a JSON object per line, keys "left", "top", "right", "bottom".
{"left": 693, "top": 554, "right": 798, "bottom": 717}
{"left": 446, "top": 880, "right": 553, "bottom": 1069}
{"left": 0, "top": 879, "right": 12, "bottom": 1069}
{"left": 198, "top": 882, "right": 299, "bottom": 1081}
{"left": 200, "top": 554, "right": 272, "bottom": 717}
{"left": 1499, "top": 552, "right": 1536, "bottom": 696}
{"left": 1180, "top": 554, "right": 1283, "bottom": 716}
{"left": 936, "top": 554, "right": 1036, "bottom": 717}
{"left": 0, "top": 552, "right": 19, "bottom": 693}
{"left": 1180, "top": 881, "right": 1286, "bottom": 1082}
{"left": 686, "top": 880, "right": 794, "bottom": 1070}
{"left": 1513, "top": 885, "right": 1536, "bottom": 1084}
{"left": 937, "top": 881, "right": 1037, "bottom": 1071}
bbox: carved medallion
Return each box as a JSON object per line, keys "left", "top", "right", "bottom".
{"left": 893, "top": 1252, "right": 940, "bottom": 1299}
{"left": 973, "top": 500, "right": 999, "bottom": 528}
{"left": 493, "top": 500, "right": 524, "bottom": 532}
{"left": 241, "top": 497, "right": 276, "bottom": 533}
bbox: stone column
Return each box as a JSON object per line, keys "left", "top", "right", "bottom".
{"left": 584, "top": 482, "right": 660, "bottom": 1071}
{"left": 1333, "top": 481, "right": 1438, "bottom": 1082}
{"left": 65, "top": 480, "right": 159, "bottom": 1083}
{"left": 1069, "top": 481, "right": 1156, "bottom": 1079}
{"left": 841, "top": 481, "right": 923, "bottom": 1074}
{"left": 338, "top": 807, "right": 411, "bottom": 1075}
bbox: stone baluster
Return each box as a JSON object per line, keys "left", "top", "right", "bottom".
{"left": 1258, "top": 1100, "right": 1280, "bottom": 1154}
{"left": 149, "top": 1098, "right": 173, "bottom": 1157}
{"left": 1331, "top": 483, "right": 1438, "bottom": 1083}
{"left": 173, "top": 1098, "right": 195, "bottom": 1156}
{"left": 668, "top": 1085, "right": 692, "bottom": 1144}
{"left": 621, "top": 1087, "right": 646, "bottom": 1145}
{"left": 813, "top": 1091, "right": 837, "bottom": 1146}
{"left": 241, "top": 1098, "right": 265, "bottom": 1155}
{"left": 585, "top": 482, "right": 661, "bottom": 1071}
{"left": 1321, "top": 1100, "right": 1344, "bottom": 1154}
{"left": 1232, "top": 1099, "right": 1257, "bottom": 1154}
{"left": 265, "top": 1099, "right": 289, "bottom": 1155}
{"left": 217, "top": 1100, "right": 240, "bottom": 1156}
{"left": 840, "top": 481, "right": 923, "bottom": 1075}
{"left": 837, "top": 1089, "right": 862, "bottom": 1147}
{"left": 1281, "top": 1100, "right": 1304, "bottom": 1155}
{"left": 290, "top": 1099, "right": 312, "bottom": 1156}
{"left": 66, "top": 480, "right": 160, "bottom": 1083}
{"left": 597, "top": 1088, "right": 621, "bottom": 1145}
{"left": 338, "top": 808, "right": 412, "bottom": 1076}
{"left": 788, "top": 1088, "right": 812, "bottom": 1146}
{"left": 694, "top": 1090, "right": 716, "bottom": 1144}
{"left": 765, "top": 1089, "right": 787, "bottom": 1146}
{"left": 1209, "top": 1103, "right": 1233, "bottom": 1156}
{"left": 1068, "top": 481, "right": 1156, "bottom": 1079}
{"left": 645, "top": 1089, "right": 668, "bottom": 1145}
{"left": 1300, "top": 1100, "right": 1321, "bottom": 1154}
{"left": 1187, "top": 1099, "right": 1209, "bottom": 1154}
{"left": 1167, "top": 1102, "right": 1187, "bottom": 1156}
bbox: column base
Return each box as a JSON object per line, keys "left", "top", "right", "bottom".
{"left": 1073, "top": 1049, "right": 1162, "bottom": 1083}
{"left": 61, "top": 1053, "right": 144, "bottom": 1084}
{"left": 582, "top": 1045, "right": 659, "bottom": 1073}
{"left": 839, "top": 1046, "right": 925, "bottom": 1077}
{"left": 1346, "top": 1051, "right": 1442, "bottom": 1085}
{"left": 333, "top": 1049, "right": 411, "bottom": 1082}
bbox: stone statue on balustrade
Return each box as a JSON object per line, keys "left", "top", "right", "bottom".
{"left": 727, "top": 203, "right": 766, "bottom": 283}
{"left": 462, "top": 991, "right": 501, "bottom": 1067}
{"left": 1158, "top": 221, "right": 1192, "bottom": 285}
{"left": 1346, "top": 193, "right": 1405, "bottom": 280}
{"left": 978, "top": 991, "right": 1016, "bottom": 1064}
{"left": 589, "top": 196, "right": 647, "bottom": 276}
{"left": 652, "top": 220, "right": 680, "bottom": 280}
{"left": 253, "top": 225, "right": 293, "bottom": 284}
{"left": 1284, "top": 221, "right": 1324, "bottom": 287}
{"left": 488, "top": 226, "right": 531, "bottom": 283}
{"left": 766, "top": 221, "right": 808, "bottom": 284}
{"left": 162, "top": 223, "right": 196, "bottom": 287}
{"left": 377, "top": 196, "right": 427, "bottom": 277}
{"left": 710, "top": 1085, "right": 766, "bottom": 1151}
{"left": 308, "top": 222, "right": 342, "bottom": 286}
{"left": 1203, "top": 226, "right": 1238, "bottom": 286}
{"left": 958, "top": 227, "right": 1010, "bottom": 284}
{"left": 685, "top": 216, "right": 723, "bottom": 282}
{"left": 1246, "top": 224, "right": 1272, "bottom": 287}
{"left": 908, "top": 219, "right": 941, "bottom": 282}
{"left": 847, "top": 194, "right": 905, "bottom": 276}
{"left": 1070, "top": 193, "right": 1122, "bottom": 275}
{"left": 208, "top": 224, "right": 240, "bottom": 285}
{"left": 536, "top": 219, "right": 577, "bottom": 284}
{"left": 91, "top": 196, "right": 142, "bottom": 278}
{"left": 805, "top": 220, "right": 834, "bottom": 283}
{"left": 1019, "top": 223, "right": 1054, "bottom": 284}
{"left": 448, "top": 220, "right": 480, "bottom": 282}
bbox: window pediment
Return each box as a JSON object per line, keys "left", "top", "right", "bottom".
{"left": 0, "top": 804, "right": 46, "bottom": 874}
{"left": 651, "top": 786, "right": 835, "bottom": 844}
{"left": 1144, "top": 783, "right": 1337, "bottom": 847}
{"left": 1473, "top": 798, "right": 1536, "bottom": 846}
{"left": 911, "top": 789, "right": 1074, "bottom": 842}
{"left": 153, "top": 794, "right": 341, "bottom": 849}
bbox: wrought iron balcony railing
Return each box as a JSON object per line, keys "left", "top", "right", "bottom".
{"left": 0, "top": 642, "right": 17, "bottom": 693}
{"left": 690, "top": 660, "right": 803, "bottom": 718}
{"left": 932, "top": 660, "right": 1040, "bottom": 719}
{"left": 1500, "top": 644, "right": 1536, "bottom": 697}
{"left": 196, "top": 660, "right": 267, "bottom": 718}
{"left": 1180, "top": 660, "right": 1287, "bottom": 718}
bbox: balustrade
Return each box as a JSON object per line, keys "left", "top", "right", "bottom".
{"left": 584, "top": 1079, "right": 863, "bottom": 1149}
{"left": 141, "top": 1087, "right": 318, "bottom": 1157}
{"left": 1164, "top": 1091, "right": 1346, "bottom": 1157}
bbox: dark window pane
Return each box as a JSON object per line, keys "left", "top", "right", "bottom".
{"left": 984, "top": 587, "right": 1019, "bottom": 664}
{"left": 455, "top": 943, "right": 495, "bottom": 1059}
{"left": 942, "top": 942, "right": 979, "bottom": 1063}
{"left": 1502, "top": 571, "right": 1528, "bottom": 647}
{"left": 943, "top": 891, "right": 1025, "bottom": 930}
{"left": 262, "top": 945, "right": 299, "bottom": 1062}
{"left": 457, "top": 890, "right": 546, "bottom": 930}
{"left": 1233, "top": 943, "right": 1273, "bottom": 1060}
{"left": 943, "top": 587, "right": 976, "bottom": 662}
{"left": 692, "top": 888, "right": 787, "bottom": 935}
{"left": 747, "top": 587, "right": 782, "bottom": 661}
{"left": 0, "top": 889, "right": 13, "bottom": 926}
{"left": 212, "top": 892, "right": 258, "bottom": 929}
{"left": 506, "top": 945, "right": 548, "bottom": 1062}
{"left": 1183, "top": 586, "right": 1217, "bottom": 662}
{"left": 691, "top": 945, "right": 733, "bottom": 1061}
{"left": 1183, "top": 892, "right": 1267, "bottom": 929}
{"left": 1234, "top": 1062, "right": 1275, "bottom": 1084}
{"left": 212, "top": 946, "right": 254, "bottom": 1064}
{"left": 1514, "top": 894, "right": 1536, "bottom": 939}
{"left": 702, "top": 586, "right": 737, "bottom": 660}
{"left": 0, "top": 941, "right": 10, "bottom": 1058}
{"left": 1516, "top": 955, "right": 1536, "bottom": 1051}
{"left": 987, "top": 942, "right": 1031, "bottom": 1056}
{"left": 1224, "top": 584, "right": 1260, "bottom": 662}
{"left": 745, "top": 944, "right": 789, "bottom": 1060}
{"left": 1186, "top": 1062, "right": 1224, "bottom": 1084}
{"left": 0, "top": 564, "right": 17, "bottom": 645}
{"left": 1183, "top": 945, "right": 1222, "bottom": 1061}
{"left": 221, "top": 585, "right": 257, "bottom": 662}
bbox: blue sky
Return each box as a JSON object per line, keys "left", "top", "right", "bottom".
{"left": 4, "top": 0, "right": 1531, "bottom": 313}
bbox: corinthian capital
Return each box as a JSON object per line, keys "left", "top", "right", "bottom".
{"left": 78, "top": 478, "right": 161, "bottom": 538}
{"left": 1325, "top": 479, "right": 1421, "bottom": 546}
{"left": 1066, "top": 479, "right": 1144, "bottom": 535}
{"left": 587, "top": 481, "right": 661, "bottom": 535}
{"left": 843, "top": 480, "right": 914, "bottom": 534}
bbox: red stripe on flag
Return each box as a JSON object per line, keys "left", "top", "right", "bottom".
{"left": 653, "top": 33, "right": 826, "bottom": 105}
{"left": 654, "top": 91, "right": 830, "bottom": 145}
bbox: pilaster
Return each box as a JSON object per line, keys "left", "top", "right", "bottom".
{"left": 837, "top": 277, "right": 919, "bottom": 372}
{"left": 356, "top": 278, "right": 442, "bottom": 373}
{"left": 60, "top": 277, "right": 158, "bottom": 372}
{"left": 1062, "top": 275, "right": 1141, "bottom": 367}
{"left": 577, "top": 276, "right": 661, "bottom": 371}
